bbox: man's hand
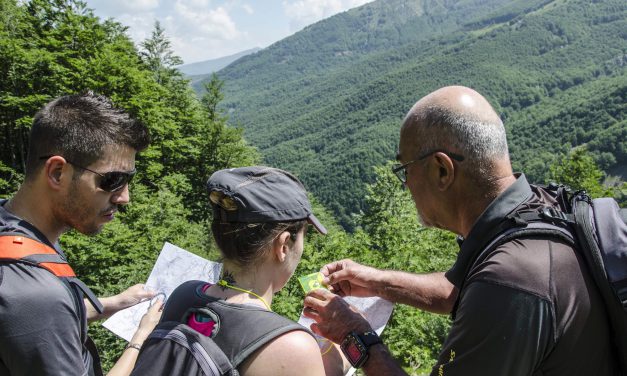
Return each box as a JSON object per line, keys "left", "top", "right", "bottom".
{"left": 114, "top": 284, "right": 156, "bottom": 309}
{"left": 303, "top": 288, "right": 372, "bottom": 344}
{"left": 321, "top": 259, "right": 381, "bottom": 298}
{"left": 87, "top": 284, "right": 156, "bottom": 322}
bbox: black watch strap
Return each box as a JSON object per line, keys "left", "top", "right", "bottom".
{"left": 357, "top": 331, "right": 382, "bottom": 347}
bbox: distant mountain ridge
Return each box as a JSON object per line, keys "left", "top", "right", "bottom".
{"left": 178, "top": 47, "right": 261, "bottom": 76}
{"left": 205, "top": 0, "right": 627, "bottom": 228}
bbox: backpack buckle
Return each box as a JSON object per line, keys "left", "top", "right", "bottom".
{"left": 541, "top": 207, "right": 569, "bottom": 223}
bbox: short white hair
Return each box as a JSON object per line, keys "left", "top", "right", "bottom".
{"left": 411, "top": 106, "right": 510, "bottom": 179}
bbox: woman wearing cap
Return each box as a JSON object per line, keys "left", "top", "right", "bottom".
{"left": 133, "top": 166, "right": 344, "bottom": 376}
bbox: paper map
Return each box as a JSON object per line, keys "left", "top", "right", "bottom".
{"left": 102, "top": 242, "right": 222, "bottom": 341}
{"left": 103, "top": 242, "right": 394, "bottom": 376}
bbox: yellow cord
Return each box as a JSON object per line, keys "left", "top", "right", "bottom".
{"left": 218, "top": 280, "right": 334, "bottom": 356}
{"left": 218, "top": 280, "right": 272, "bottom": 311}
{"left": 319, "top": 338, "right": 334, "bottom": 356}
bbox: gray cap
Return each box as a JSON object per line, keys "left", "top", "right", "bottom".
{"left": 207, "top": 166, "right": 327, "bottom": 235}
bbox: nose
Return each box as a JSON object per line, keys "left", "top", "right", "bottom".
{"left": 111, "top": 184, "right": 131, "bottom": 205}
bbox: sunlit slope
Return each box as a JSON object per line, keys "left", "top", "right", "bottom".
{"left": 208, "top": 0, "right": 626, "bottom": 228}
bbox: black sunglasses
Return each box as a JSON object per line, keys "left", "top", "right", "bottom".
{"left": 39, "top": 156, "right": 136, "bottom": 192}
{"left": 392, "top": 149, "right": 465, "bottom": 184}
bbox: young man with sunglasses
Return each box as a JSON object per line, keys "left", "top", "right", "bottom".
{"left": 0, "top": 92, "right": 163, "bottom": 376}
{"left": 304, "top": 86, "right": 617, "bottom": 375}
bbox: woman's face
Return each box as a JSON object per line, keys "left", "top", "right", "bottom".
{"left": 275, "top": 227, "right": 306, "bottom": 292}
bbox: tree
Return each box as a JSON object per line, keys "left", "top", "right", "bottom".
{"left": 549, "top": 146, "right": 618, "bottom": 199}
{"left": 202, "top": 73, "right": 224, "bottom": 122}
{"left": 0, "top": 1, "right": 259, "bottom": 370}
{"left": 139, "top": 21, "right": 183, "bottom": 85}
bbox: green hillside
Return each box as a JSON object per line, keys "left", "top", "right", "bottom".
{"left": 207, "top": 0, "right": 627, "bottom": 228}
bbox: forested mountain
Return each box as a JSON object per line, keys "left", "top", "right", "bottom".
{"left": 207, "top": 0, "right": 627, "bottom": 228}
{"left": 178, "top": 47, "right": 261, "bottom": 88}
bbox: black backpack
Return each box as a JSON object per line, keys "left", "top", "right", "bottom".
{"left": 454, "top": 185, "right": 627, "bottom": 373}
{"left": 131, "top": 280, "right": 308, "bottom": 376}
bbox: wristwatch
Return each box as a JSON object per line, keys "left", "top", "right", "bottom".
{"left": 340, "top": 331, "right": 382, "bottom": 368}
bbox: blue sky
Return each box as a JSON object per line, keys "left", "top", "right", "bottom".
{"left": 84, "top": 0, "right": 374, "bottom": 65}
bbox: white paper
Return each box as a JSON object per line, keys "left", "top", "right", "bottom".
{"left": 298, "top": 296, "right": 394, "bottom": 376}
{"left": 102, "top": 242, "right": 222, "bottom": 341}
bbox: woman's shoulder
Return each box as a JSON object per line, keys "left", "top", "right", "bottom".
{"left": 238, "top": 329, "right": 325, "bottom": 376}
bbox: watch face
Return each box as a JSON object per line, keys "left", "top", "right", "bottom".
{"left": 345, "top": 341, "right": 363, "bottom": 364}
{"left": 341, "top": 333, "right": 368, "bottom": 368}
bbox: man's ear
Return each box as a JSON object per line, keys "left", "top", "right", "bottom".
{"left": 432, "top": 152, "right": 455, "bottom": 191}
{"left": 272, "top": 231, "right": 292, "bottom": 263}
{"left": 43, "top": 156, "right": 69, "bottom": 191}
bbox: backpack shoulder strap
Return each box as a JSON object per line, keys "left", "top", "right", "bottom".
{"left": 451, "top": 218, "right": 575, "bottom": 319}
{"left": 147, "top": 321, "right": 236, "bottom": 376}
{"left": 0, "top": 234, "right": 104, "bottom": 314}
{"left": 0, "top": 235, "right": 75, "bottom": 277}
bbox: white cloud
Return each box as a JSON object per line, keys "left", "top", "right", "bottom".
{"left": 116, "top": 13, "right": 158, "bottom": 42}
{"left": 88, "top": 0, "right": 159, "bottom": 15}
{"left": 174, "top": 0, "right": 241, "bottom": 40}
{"left": 85, "top": 0, "right": 371, "bottom": 64}
{"left": 283, "top": 0, "right": 372, "bottom": 32}
{"left": 241, "top": 3, "right": 254, "bottom": 15}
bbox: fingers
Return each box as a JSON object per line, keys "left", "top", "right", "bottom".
{"left": 310, "top": 323, "right": 322, "bottom": 337}
{"left": 138, "top": 298, "right": 163, "bottom": 332}
{"left": 320, "top": 260, "right": 358, "bottom": 296}
{"left": 133, "top": 284, "right": 156, "bottom": 300}
{"left": 147, "top": 298, "right": 164, "bottom": 313}
{"left": 302, "top": 306, "right": 320, "bottom": 321}
{"left": 320, "top": 259, "right": 354, "bottom": 278}
{"left": 304, "top": 288, "right": 337, "bottom": 312}
{"left": 303, "top": 288, "right": 372, "bottom": 344}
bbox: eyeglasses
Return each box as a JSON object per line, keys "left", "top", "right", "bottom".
{"left": 39, "top": 156, "right": 136, "bottom": 192}
{"left": 392, "top": 149, "right": 465, "bottom": 184}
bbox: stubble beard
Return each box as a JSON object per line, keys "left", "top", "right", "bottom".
{"left": 59, "top": 182, "right": 106, "bottom": 236}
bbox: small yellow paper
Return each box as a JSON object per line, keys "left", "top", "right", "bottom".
{"left": 298, "top": 272, "right": 326, "bottom": 294}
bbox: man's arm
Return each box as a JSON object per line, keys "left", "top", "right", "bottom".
{"left": 303, "top": 288, "right": 408, "bottom": 376}
{"left": 85, "top": 284, "right": 155, "bottom": 322}
{"left": 322, "top": 259, "right": 457, "bottom": 314}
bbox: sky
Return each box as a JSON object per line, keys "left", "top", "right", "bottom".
{"left": 83, "top": 0, "right": 374, "bottom": 65}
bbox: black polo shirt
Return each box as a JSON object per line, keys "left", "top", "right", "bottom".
{"left": 435, "top": 175, "right": 617, "bottom": 375}
{"left": 0, "top": 199, "right": 94, "bottom": 376}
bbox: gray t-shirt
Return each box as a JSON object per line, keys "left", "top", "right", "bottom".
{"left": 0, "top": 200, "right": 94, "bottom": 376}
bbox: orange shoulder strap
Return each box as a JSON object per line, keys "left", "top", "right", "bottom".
{"left": 0, "top": 235, "right": 76, "bottom": 277}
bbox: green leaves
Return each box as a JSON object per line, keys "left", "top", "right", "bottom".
{"left": 549, "top": 146, "right": 623, "bottom": 201}
{"left": 0, "top": 1, "right": 258, "bottom": 370}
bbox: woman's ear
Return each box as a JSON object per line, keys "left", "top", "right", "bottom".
{"left": 272, "top": 231, "right": 292, "bottom": 263}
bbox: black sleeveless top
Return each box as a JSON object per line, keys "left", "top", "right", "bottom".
{"left": 161, "top": 280, "right": 312, "bottom": 367}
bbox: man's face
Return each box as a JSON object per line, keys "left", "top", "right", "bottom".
{"left": 398, "top": 127, "right": 435, "bottom": 227}
{"left": 55, "top": 144, "right": 137, "bottom": 235}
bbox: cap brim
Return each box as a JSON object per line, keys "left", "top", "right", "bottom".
{"left": 307, "top": 214, "right": 328, "bottom": 235}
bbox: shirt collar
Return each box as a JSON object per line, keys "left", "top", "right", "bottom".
{"left": 0, "top": 199, "right": 62, "bottom": 253}
{"left": 446, "top": 173, "right": 534, "bottom": 286}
